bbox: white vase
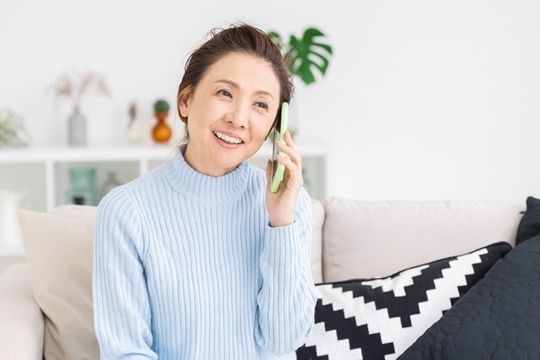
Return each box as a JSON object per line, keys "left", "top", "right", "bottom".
{"left": 68, "top": 105, "right": 87, "bottom": 146}
{"left": 0, "top": 190, "right": 29, "bottom": 248}
{"left": 101, "top": 171, "right": 121, "bottom": 197}
{"left": 126, "top": 119, "right": 142, "bottom": 144}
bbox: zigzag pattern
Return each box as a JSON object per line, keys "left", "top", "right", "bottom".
{"left": 296, "top": 243, "right": 511, "bottom": 360}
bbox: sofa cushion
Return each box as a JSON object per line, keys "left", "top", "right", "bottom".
{"left": 322, "top": 197, "right": 523, "bottom": 281}
{"left": 515, "top": 196, "right": 540, "bottom": 246}
{"left": 311, "top": 198, "right": 324, "bottom": 283}
{"left": 0, "top": 263, "right": 44, "bottom": 359}
{"left": 398, "top": 234, "right": 540, "bottom": 359}
{"left": 296, "top": 241, "right": 511, "bottom": 360}
{"left": 18, "top": 206, "right": 99, "bottom": 360}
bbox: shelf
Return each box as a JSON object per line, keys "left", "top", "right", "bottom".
{"left": 0, "top": 140, "right": 326, "bottom": 162}
{"left": 0, "top": 143, "right": 176, "bottom": 163}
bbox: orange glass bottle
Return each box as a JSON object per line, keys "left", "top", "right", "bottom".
{"left": 151, "top": 99, "right": 172, "bottom": 143}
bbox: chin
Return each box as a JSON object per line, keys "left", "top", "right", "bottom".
{"left": 212, "top": 155, "right": 244, "bottom": 174}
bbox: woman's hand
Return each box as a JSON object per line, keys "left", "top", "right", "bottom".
{"left": 266, "top": 131, "right": 303, "bottom": 227}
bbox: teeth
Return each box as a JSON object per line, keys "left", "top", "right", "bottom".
{"left": 214, "top": 131, "right": 242, "bottom": 144}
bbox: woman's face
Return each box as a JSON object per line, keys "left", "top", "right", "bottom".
{"left": 179, "top": 52, "right": 280, "bottom": 176}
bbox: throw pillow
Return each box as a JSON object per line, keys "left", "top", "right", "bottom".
{"left": 398, "top": 234, "right": 540, "bottom": 359}
{"left": 18, "top": 209, "right": 99, "bottom": 360}
{"left": 515, "top": 196, "right": 540, "bottom": 246}
{"left": 296, "top": 242, "right": 511, "bottom": 360}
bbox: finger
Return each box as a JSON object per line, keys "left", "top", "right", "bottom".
{"left": 284, "top": 131, "right": 298, "bottom": 152}
{"left": 276, "top": 154, "right": 303, "bottom": 188}
{"left": 277, "top": 140, "right": 302, "bottom": 168}
{"left": 265, "top": 159, "right": 273, "bottom": 187}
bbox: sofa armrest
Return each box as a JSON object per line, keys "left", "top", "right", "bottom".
{"left": 0, "top": 263, "right": 44, "bottom": 360}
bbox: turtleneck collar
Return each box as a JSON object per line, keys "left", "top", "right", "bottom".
{"left": 164, "top": 144, "right": 252, "bottom": 204}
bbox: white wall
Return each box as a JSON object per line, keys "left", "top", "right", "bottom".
{"left": 1, "top": 0, "right": 539, "bottom": 202}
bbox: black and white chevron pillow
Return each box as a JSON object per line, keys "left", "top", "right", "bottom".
{"left": 296, "top": 242, "right": 511, "bottom": 360}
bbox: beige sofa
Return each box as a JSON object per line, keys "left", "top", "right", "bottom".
{"left": 0, "top": 197, "right": 526, "bottom": 359}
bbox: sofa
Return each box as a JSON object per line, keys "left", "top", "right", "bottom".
{"left": 1, "top": 196, "right": 538, "bottom": 360}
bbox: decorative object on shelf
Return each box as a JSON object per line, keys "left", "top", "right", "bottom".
{"left": 67, "top": 105, "right": 87, "bottom": 147}
{"left": 101, "top": 171, "right": 121, "bottom": 198}
{"left": 65, "top": 168, "right": 98, "bottom": 206}
{"left": 50, "top": 69, "right": 111, "bottom": 147}
{"left": 0, "top": 190, "right": 29, "bottom": 248}
{"left": 0, "top": 108, "right": 30, "bottom": 148}
{"left": 151, "top": 99, "right": 172, "bottom": 143}
{"left": 267, "top": 27, "right": 333, "bottom": 138}
{"left": 126, "top": 102, "right": 142, "bottom": 144}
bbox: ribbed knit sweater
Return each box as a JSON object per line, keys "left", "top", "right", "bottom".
{"left": 93, "top": 147, "right": 317, "bottom": 360}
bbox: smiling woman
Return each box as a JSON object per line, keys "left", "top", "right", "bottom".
{"left": 178, "top": 52, "right": 280, "bottom": 176}
{"left": 92, "top": 22, "right": 317, "bottom": 360}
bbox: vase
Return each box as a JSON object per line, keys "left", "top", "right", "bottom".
{"left": 101, "top": 171, "right": 121, "bottom": 197}
{"left": 126, "top": 120, "right": 142, "bottom": 144}
{"left": 68, "top": 105, "right": 87, "bottom": 146}
{"left": 65, "top": 168, "right": 97, "bottom": 206}
{"left": 152, "top": 111, "right": 172, "bottom": 143}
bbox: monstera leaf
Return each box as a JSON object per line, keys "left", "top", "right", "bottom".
{"left": 268, "top": 27, "right": 333, "bottom": 85}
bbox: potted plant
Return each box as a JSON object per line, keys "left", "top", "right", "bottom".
{"left": 0, "top": 108, "right": 30, "bottom": 148}
{"left": 267, "top": 27, "right": 333, "bottom": 138}
{"left": 50, "top": 69, "right": 111, "bottom": 147}
{"left": 268, "top": 27, "right": 333, "bottom": 86}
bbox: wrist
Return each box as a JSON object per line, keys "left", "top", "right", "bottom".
{"left": 269, "top": 217, "right": 294, "bottom": 228}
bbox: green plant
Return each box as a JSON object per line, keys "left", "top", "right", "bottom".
{"left": 0, "top": 108, "right": 30, "bottom": 148}
{"left": 268, "top": 27, "right": 333, "bottom": 85}
{"left": 153, "top": 99, "right": 170, "bottom": 113}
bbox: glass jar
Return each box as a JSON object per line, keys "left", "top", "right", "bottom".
{"left": 65, "top": 168, "right": 97, "bottom": 206}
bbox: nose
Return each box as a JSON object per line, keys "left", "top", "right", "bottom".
{"left": 226, "top": 102, "right": 249, "bottom": 129}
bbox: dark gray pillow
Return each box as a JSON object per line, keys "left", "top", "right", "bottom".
{"left": 515, "top": 196, "right": 540, "bottom": 246}
{"left": 398, "top": 234, "right": 540, "bottom": 359}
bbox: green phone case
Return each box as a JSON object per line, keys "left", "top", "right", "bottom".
{"left": 270, "top": 102, "right": 288, "bottom": 193}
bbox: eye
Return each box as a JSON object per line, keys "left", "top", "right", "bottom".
{"left": 217, "top": 89, "right": 232, "bottom": 98}
{"left": 255, "top": 101, "right": 269, "bottom": 110}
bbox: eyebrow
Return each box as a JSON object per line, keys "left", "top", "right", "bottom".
{"left": 216, "top": 79, "right": 275, "bottom": 99}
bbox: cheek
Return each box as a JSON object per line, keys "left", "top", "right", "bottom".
{"left": 252, "top": 120, "right": 274, "bottom": 141}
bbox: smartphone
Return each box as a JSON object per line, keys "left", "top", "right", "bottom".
{"left": 270, "top": 102, "right": 288, "bottom": 193}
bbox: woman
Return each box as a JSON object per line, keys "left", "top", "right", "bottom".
{"left": 93, "top": 23, "right": 316, "bottom": 359}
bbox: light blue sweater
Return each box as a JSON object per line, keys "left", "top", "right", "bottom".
{"left": 93, "top": 147, "right": 316, "bottom": 359}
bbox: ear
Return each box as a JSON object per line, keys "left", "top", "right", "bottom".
{"left": 178, "top": 92, "right": 191, "bottom": 118}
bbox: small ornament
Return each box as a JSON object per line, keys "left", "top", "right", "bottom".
{"left": 65, "top": 168, "right": 98, "bottom": 206}
{"left": 126, "top": 102, "right": 142, "bottom": 144}
{"left": 151, "top": 99, "right": 172, "bottom": 143}
{"left": 101, "top": 171, "right": 121, "bottom": 197}
{"left": 67, "top": 105, "right": 87, "bottom": 146}
{"left": 50, "top": 69, "right": 111, "bottom": 147}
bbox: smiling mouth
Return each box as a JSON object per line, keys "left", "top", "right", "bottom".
{"left": 213, "top": 131, "right": 244, "bottom": 145}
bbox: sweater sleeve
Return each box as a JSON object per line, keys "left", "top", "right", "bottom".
{"left": 93, "top": 187, "right": 157, "bottom": 360}
{"left": 254, "top": 188, "right": 317, "bottom": 355}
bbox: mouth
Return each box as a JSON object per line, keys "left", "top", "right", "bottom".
{"left": 213, "top": 131, "right": 244, "bottom": 145}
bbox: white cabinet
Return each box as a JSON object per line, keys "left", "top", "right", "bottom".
{"left": 0, "top": 141, "right": 327, "bottom": 273}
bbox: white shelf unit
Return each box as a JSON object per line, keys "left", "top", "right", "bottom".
{"left": 0, "top": 141, "right": 327, "bottom": 273}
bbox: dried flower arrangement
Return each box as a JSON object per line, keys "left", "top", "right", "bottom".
{"left": 50, "top": 69, "right": 111, "bottom": 107}
{"left": 0, "top": 109, "right": 30, "bottom": 148}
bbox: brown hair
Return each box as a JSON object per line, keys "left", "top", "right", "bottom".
{"left": 176, "top": 22, "right": 294, "bottom": 141}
